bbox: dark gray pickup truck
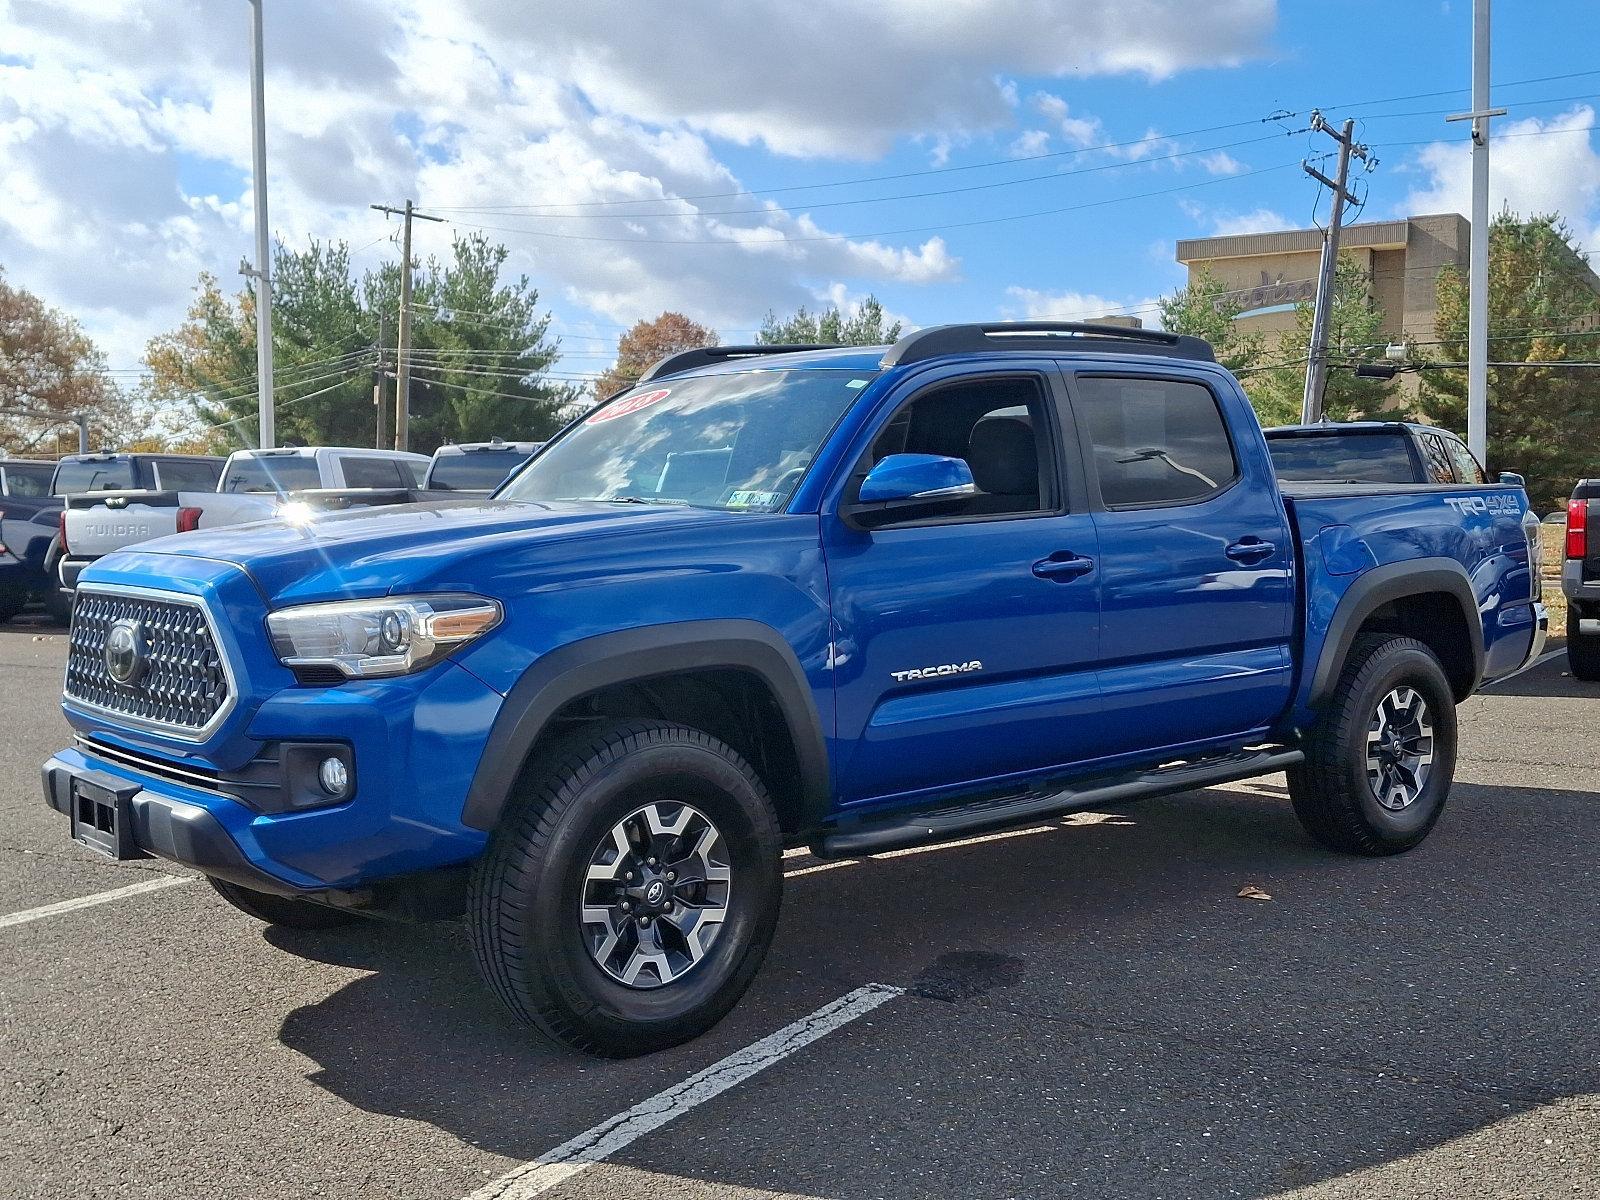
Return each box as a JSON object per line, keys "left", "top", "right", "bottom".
{"left": 1265, "top": 421, "right": 1489, "bottom": 486}
{"left": 1565, "top": 478, "right": 1600, "bottom": 679}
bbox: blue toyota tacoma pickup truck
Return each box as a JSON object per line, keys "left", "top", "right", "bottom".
{"left": 42, "top": 323, "right": 1546, "bottom": 1056}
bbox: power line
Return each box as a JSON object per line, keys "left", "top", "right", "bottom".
{"left": 439, "top": 161, "right": 1301, "bottom": 247}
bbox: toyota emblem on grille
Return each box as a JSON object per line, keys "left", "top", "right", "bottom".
{"left": 105, "top": 619, "right": 147, "bottom": 686}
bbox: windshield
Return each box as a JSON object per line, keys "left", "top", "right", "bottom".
{"left": 1267, "top": 432, "right": 1417, "bottom": 483}
{"left": 223, "top": 455, "right": 323, "bottom": 493}
{"left": 429, "top": 450, "right": 534, "bottom": 491}
{"left": 53, "top": 459, "right": 136, "bottom": 494}
{"left": 500, "top": 370, "right": 873, "bottom": 512}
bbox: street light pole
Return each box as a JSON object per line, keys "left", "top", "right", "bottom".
{"left": 1447, "top": 0, "right": 1505, "bottom": 465}
{"left": 246, "top": 0, "right": 275, "bottom": 449}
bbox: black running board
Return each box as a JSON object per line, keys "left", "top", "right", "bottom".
{"left": 812, "top": 748, "right": 1304, "bottom": 859}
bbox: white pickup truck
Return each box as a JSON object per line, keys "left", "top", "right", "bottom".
{"left": 59, "top": 446, "right": 430, "bottom": 593}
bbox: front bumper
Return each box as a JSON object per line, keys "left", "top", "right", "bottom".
{"left": 43, "top": 758, "right": 303, "bottom": 896}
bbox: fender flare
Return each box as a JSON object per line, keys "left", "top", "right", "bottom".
{"left": 461, "top": 619, "right": 831, "bottom": 833}
{"left": 1308, "top": 557, "right": 1484, "bottom": 707}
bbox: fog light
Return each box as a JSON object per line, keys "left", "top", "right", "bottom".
{"left": 317, "top": 756, "right": 350, "bottom": 798}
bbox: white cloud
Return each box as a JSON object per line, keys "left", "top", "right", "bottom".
{"left": 0, "top": 0, "right": 1273, "bottom": 369}
{"left": 1009, "top": 129, "right": 1053, "bottom": 158}
{"left": 1003, "top": 286, "right": 1161, "bottom": 325}
{"left": 1032, "top": 93, "right": 1105, "bottom": 148}
{"left": 1198, "top": 150, "right": 1246, "bottom": 176}
{"left": 1400, "top": 105, "right": 1600, "bottom": 246}
{"left": 1181, "top": 200, "right": 1291, "bottom": 236}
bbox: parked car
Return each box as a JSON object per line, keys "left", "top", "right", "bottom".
{"left": 1564, "top": 478, "right": 1600, "bottom": 680}
{"left": 1264, "top": 421, "right": 1491, "bottom": 485}
{"left": 42, "top": 322, "right": 1546, "bottom": 1056}
{"left": 424, "top": 439, "right": 543, "bottom": 494}
{"left": 0, "top": 452, "right": 223, "bottom": 623}
{"left": 58, "top": 446, "right": 430, "bottom": 594}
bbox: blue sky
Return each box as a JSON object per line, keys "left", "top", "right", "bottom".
{"left": 2, "top": 0, "right": 1598, "bottom": 386}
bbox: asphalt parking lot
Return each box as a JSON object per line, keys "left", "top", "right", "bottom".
{"left": 1, "top": 612, "right": 1595, "bottom": 1200}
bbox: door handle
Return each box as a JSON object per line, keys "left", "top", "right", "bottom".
{"left": 1032, "top": 552, "right": 1095, "bottom": 581}
{"left": 1225, "top": 538, "right": 1276, "bottom": 563}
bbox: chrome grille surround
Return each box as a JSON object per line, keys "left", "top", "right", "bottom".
{"left": 64, "top": 584, "right": 236, "bottom": 741}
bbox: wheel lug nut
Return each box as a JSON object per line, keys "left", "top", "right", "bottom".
{"left": 665, "top": 871, "right": 676, "bottom": 882}
{"left": 625, "top": 871, "right": 634, "bottom": 882}
{"left": 647, "top": 857, "right": 658, "bottom": 867}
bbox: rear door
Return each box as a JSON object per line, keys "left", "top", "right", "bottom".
{"left": 1066, "top": 366, "right": 1296, "bottom": 755}
{"left": 822, "top": 361, "right": 1103, "bottom": 807}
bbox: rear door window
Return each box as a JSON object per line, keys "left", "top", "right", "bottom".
{"left": 340, "top": 456, "right": 409, "bottom": 488}
{"left": 1442, "top": 436, "right": 1486, "bottom": 484}
{"left": 1075, "top": 376, "right": 1238, "bottom": 507}
{"left": 1419, "top": 433, "right": 1456, "bottom": 484}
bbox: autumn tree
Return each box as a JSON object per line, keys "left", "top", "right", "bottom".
{"left": 1417, "top": 211, "right": 1600, "bottom": 511}
{"left": 758, "top": 295, "right": 902, "bottom": 345}
{"left": 594, "top": 312, "right": 719, "bottom": 398}
{"left": 0, "top": 268, "right": 117, "bottom": 452}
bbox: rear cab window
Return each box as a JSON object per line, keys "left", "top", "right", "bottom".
{"left": 52, "top": 459, "right": 137, "bottom": 494}
{"left": 153, "top": 459, "right": 222, "bottom": 491}
{"left": 1, "top": 463, "right": 53, "bottom": 497}
{"left": 428, "top": 452, "right": 529, "bottom": 491}
{"left": 1442, "top": 435, "right": 1486, "bottom": 484}
{"left": 1074, "top": 375, "right": 1238, "bottom": 507}
{"left": 1267, "top": 431, "right": 1419, "bottom": 484}
{"left": 222, "top": 455, "right": 323, "bottom": 493}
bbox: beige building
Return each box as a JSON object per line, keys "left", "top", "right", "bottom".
{"left": 1174, "top": 212, "right": 1473, "bottom": 350}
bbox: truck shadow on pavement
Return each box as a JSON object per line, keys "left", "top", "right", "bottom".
{"left": 271, "top": 782, "right": 1599, "bottom": 1199}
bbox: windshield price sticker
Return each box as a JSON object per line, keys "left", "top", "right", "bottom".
{"left": 727, "top": 490, "right": 781, "bottom": 509}
{"left": 588, "top": 388, "right": 671, "bottom": 425}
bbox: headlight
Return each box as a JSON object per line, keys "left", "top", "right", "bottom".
{"left": 266, "top": 594, "right": 502, "bottom": 678}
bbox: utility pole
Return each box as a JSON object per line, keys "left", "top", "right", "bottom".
{"left": 245, "top": 0, "right": 274, "bottom": 449}
{"left": 372, "top": 313, "right": 389, "bottom": 450}
{"left": 1300, "top": 112, "right": 1370, "bottom": 424}
{"left": 369, "top": 200, "right": 442, "bottom": 451}
{"left": 1447, "top": 0, "right": 1505, "bottom": 464}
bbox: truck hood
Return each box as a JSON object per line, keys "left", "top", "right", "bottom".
{"left": 137, "top": 498, "right": 731, "bottom": 605}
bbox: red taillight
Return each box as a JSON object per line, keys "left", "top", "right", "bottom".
{"left": 58, "top": 508, "right": 68, "bottom": 553}
{"left": 1569, "top": 499, "right": 1589, "bottom": 559}
{"left": 176, "top": 506, "right": 203, "bottom": 533}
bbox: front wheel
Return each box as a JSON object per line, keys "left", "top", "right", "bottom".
{"left": 1568, "top": 609, "right": 1600, "bottom": 681}
{"left": 470, "top": 719, "right": 782, "bottom": 1057}
{"left": 1288, "top": 634, "right": 1458, "bottom": 855}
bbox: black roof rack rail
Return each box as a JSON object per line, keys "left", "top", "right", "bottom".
{"left": 880, "top": 322, "right": 1215, "bottom": 367}
{"left": 637, "top": 343, "right": 847, "bottom": 383}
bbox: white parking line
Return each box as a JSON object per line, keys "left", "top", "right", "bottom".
{"left": 466, "top": 983, "right": 904, "bottom": 1200}
{"left": 0, "top": 874, "right": 191, "bottom": 931}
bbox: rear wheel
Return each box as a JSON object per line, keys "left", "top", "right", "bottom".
{"left": 0, "top": 585, "right": 25, "bottom": 623}
{"left": 43, "top": 587, "right": 71, "bottom": 626}
{"left": 470, "top": 719, "right": 782, "bottom": 1057}
{"left": 208, "top": 878, "right": 358, "bottom": 929}
{"left": 1568, "top": 608, "right": 1600, "bottom": 681}
{"left": 1288, "top": 634, "right": 1457, "bottom": 855}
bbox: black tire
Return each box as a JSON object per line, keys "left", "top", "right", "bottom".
{"left": 470, "top": 719, "right": 783, "bottom": 1057}
{"left": 0, "top": 585, "right": 25, "bottom": 623}
{"left": 1568, "top": 609, "right": 1600, "bottom": 681}
{"left": 208, "top": 877, "right": 358, "bottom": 929}
{"left": 1288, "top": 634, "right": 1458, "bottom": 856}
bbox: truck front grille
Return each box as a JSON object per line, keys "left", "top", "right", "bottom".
{"left": 65, "top": 590, "right": 232, "bottom": 737}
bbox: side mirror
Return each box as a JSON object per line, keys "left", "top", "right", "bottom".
{"left": 847, "top": 454, "right": 975, "bottom": 528}
{"left": 1498, "top": 471, "right": 1526, "bottom": 488}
